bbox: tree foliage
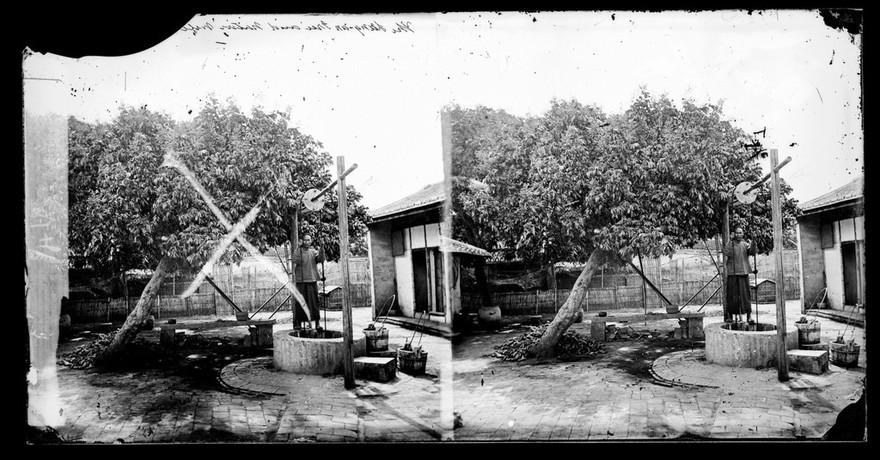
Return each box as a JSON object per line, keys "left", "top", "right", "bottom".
{"left": 68, "top": 96, "right": 372, "bottom": 362}
{"left": 69, "top": 96, "right": 370, "bottom": 279}
{"left": 450, "top": 89, "right": 800, "bottom": 267}
{"left": 449, "top": 90, "right": 801, "bottom": 359}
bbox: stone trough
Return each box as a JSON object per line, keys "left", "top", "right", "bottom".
{"left": 273, "top": 329, "right": 366, "bottom": 375}
{"left": 705, "top": 322, "right": 798, "bottom": 368}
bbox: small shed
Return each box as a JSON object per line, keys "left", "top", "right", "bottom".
{"left": 366, "top": 183, "right": 487, "bottom": 326}
{"left": 796, "top": 178, "right": 865, "bottom": 314}
{"left": 751, "top": 278, "right": 776, "bottom": 304}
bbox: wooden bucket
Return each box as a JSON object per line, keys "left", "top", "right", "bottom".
{"left": 795, "top": 320, "right": 821, "bottom": 345}
{"left": 398, "top": 349, "right": 428, "bottom": 375}
{"left": 477, "top": 306, "right": 502, "bottom": 329}
{"left": 363, "top": 327, "right": 389, "bottom": 352}
{"left": 830, "top": 341, "right": 860, "bottom": 367}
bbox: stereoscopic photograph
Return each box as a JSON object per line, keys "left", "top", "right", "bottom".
{"left": 23, "top": 9, "right": 864, "bottom": 444}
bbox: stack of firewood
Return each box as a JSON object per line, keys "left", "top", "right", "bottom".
{"left": 490, "top": 324, "right": 604, "bottom": 361}
{"left": 59, "top": 332, "right": 118, "bottom": 369}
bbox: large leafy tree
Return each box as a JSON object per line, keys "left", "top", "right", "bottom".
{"left": 69, "top": 96, "right": 370, "bottom": 362}
{"left": 450, "top": 90, "right": 799, "bottom": 360}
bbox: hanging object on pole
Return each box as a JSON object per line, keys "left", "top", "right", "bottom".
{"left": 302, "top": 188, "right": 326, "bottom": 212}
{"left": 734, "top": 181, "right": 758, "bottom": 205}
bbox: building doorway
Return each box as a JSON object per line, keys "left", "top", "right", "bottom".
{"left": 412, "top": 248, "right": 445, "bottom": 315}
{"left": 841, "top": 241, "right": 860, "bottom": 306}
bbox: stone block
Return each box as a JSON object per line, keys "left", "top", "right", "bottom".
{"left": 367, "top": 349, "right": 398, "bottom": 361}
{"left": 160, "top": 328, "right": 176, "bottom": 346}
{"left": 787, "top": 349, "right": 829, "bottom": 375}
{"left": 590, "top": 320, "right": 606, "bottom": 341}
{"left": 686, "top": 317, "right": 704, "bottom": 339}
{"left": 800, "top": 339, "right": 830, "bottom": 352}
{"left": 354, "top": 356, "right": 397, "bottom": 383}
{"left": 249, "top": 324, "right": 274, "bottom": 347}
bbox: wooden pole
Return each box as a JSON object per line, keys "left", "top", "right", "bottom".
{"left": 744, "top": 156, "right": 793, "bottom": 194}
{"left": 290, "top": 204, "right": 301, "bottom": 321}
{"left": 770, "top": 148, "right": 790, "bottom": 381}
{"left": 423, "top": 225, "right": 431, "bottom": 312}
{"left": 204, "top": 275, "right": 243, "bottom": 313}
{"left": 637, "top": 251, "right": 648, "bottom": 315}
{"left": 625, "top": 259, "right": 673, "bottom": 306}
{"left": 677, "top": 259, "right": 684, "bottom": 305}
{"left": 123, "top": 272, "right": 130, "bottom": 313}
{"left": 251, "top": 266, "right": 257, "bottom": 312}
{"left": 722, "top": 203, "right": 731, "bottom": 322}
{"left": 337, "top": 156, "right": 356, "bottom": 389}
{"left": 311, "top": 163, "right": 359, "bottom": 201}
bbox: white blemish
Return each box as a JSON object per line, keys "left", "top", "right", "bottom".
{"left": 161, "top": 151, "right": 308, "bottom": 315}
{"left": 27, "top": 365, "right": 66, "bottom": 427}
{"left": 27, "top": 366, "right": 38, "bottom": 385}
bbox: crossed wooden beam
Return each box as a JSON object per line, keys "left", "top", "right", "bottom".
{"left": 160, "top": 151, "right": 310, "bottom": 320}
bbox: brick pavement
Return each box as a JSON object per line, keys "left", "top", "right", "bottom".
{"left": 40, "top": 301, "right": 865, "bottom": 443}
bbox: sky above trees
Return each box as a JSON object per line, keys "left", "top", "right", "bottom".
{"left": 23, "top": 10, "right": 862, "bottom": 208}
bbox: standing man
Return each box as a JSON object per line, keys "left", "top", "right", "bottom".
{"left": 723, "top": 226, "right": 758, "bottom": 323}
{"left": 293, "top": 233, "right": 325, "bottom": 330}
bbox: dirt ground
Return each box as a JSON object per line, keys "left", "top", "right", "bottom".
{"left": 453, "top": 311, "right": 707, "bottom": 383}
{"left": 38, "top": 302, "right": 845, "bottom": 443}
{"left": 55, "top": 306, "right": 714, "bottom": 398}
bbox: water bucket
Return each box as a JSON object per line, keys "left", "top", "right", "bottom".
{"left": 363, "top": 327, "right": 389, "bottom": 352}
{"left": 398, "top": 348, "right": 428, "bottom": 375}
{"left": 236, "top": 312, "right": 249, "bottom": 321}
{"left": 477, "top": 306, "right": 502, "bottom": 330}
{"left": 795, "top": 320, "right": 821, "bottom": 345}
{"left": 666, "top": 305, "right": 680, "bottom": 314}
{"left": 830, "top": 341, "right": 860, "bottom": 367}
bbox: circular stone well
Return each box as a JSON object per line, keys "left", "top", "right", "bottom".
{"left": 704, "top": 322, "right": 798, "bottom": 368}
{"left": 273, "top": 329, "right": 366, "bottom": 375}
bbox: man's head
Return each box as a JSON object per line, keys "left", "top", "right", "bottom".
{"left": 302, "top": 234, "right": 313, "bottom": 247}
{"left": 734, "top": 227, "right": 744, "bottom": 240}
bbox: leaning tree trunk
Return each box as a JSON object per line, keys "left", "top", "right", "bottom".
{"left": 529, "top": 249, "right": 606, "bottom": 360}
{"left": 96, "top": 256, "right": 175, "bottom": 363}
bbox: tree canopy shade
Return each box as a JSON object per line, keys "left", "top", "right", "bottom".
{"left": 449, "top": 89, "right": 799, "bottom": 359}
{"left": 67, "top": 96, "right": 370, "bottom": 361}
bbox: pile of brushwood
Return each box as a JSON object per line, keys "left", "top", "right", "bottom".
{"left": 490, "top": 323, "right": 604, "bottom": 362}
{"left": 59, "top": 331, "right": 180, "bottom": 370}
{"left": 59, "top": 330, "right": 260, "bottom": 370}
{"left": 59, "top": 331, "right": 119, "bottom": 369}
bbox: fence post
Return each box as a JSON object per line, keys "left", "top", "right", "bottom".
{"left": 613, "top": 286, "right": 618, "bottom": 310}
{"left": 678, "top": 260, "right": 684, "bottom": 305}
{"left": 251, "top": 266, "right": 257, "bottom": 312}
{"left": 123, "top": 272, "right": 130, "bottom": 314}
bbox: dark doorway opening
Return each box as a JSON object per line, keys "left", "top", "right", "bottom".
{"left": 842, "top": 241, "right": 859, "bottom": 306}
{"left": 413, "top": 248, "right": 445, "bottom": 315}
{"left": 413, "top": 248, "right": 430, "bottom": 313}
